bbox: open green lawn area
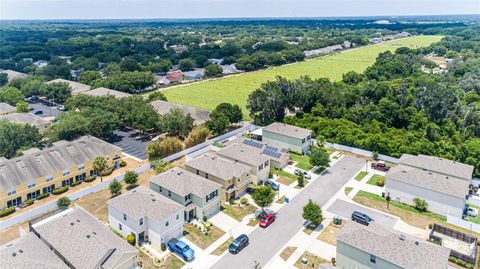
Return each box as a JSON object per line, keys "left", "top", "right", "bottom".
{"left": 467, "top": 204, "right": 480, "bottom": 224}
{"left": 183, "top": 223, "right": 225, "bottom": 249}
{"left": 290, "top": 153, "right": 313, "bottom": 171}
{"left": 160, "top": 35, "right": 442, "bottom": 117}
{"left": 221, "top": 204, "right": 257, "bottom": 221}
{"left": 354, "top": 171, "right": 368, "bottom": 181}
{"left": 367, "top": 174, "right": 385, "bottom": 186}
{"left": 272, "top": 167, "right": 298, "bottom": 186}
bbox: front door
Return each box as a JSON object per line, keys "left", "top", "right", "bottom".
{"left": 188, "top": 209, "right": 195, "bottom": 222}
{"left": 138, "top": 232, "right": 145, "bottom": 245}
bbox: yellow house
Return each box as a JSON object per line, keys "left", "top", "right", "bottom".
{"left": 0, "top": 113, "right": 53, "bottom": 135}
{"left": 185, "top": 153, "right": 252, "bottom": 202}
{"left": 0, "top": 135, "right": 122, "bottom": 209}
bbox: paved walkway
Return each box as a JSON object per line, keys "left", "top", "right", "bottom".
{"left": 211, "top": 156, "right": 365, "bottom": 269}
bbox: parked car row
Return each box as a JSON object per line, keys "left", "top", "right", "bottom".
{"left": 371, "top": 162, "right": 391, "bottom": 172}
{"left": 294, "top": 169, "right": 311, "bottom": 179}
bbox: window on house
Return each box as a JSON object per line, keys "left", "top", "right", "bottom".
{"left": 139, "top": 218, "right": 143, "bottom": 226}
{"left": 46, "top": 176, "right": 54, "bottom": 182}
{"left": 63, "top": 170, "right": 70, "bottom": 176}
{"left": 159, "top": 186, "right": 162, "bottom": 192}
{"left": 176, "top": 214, "right": 179, "bottom": 220}
{"left": 78, "top": 164, "right": 85, "bottom": 170}
{"left": 168, "top": 190, "right": 171, "bottom": 197}
{"left": 165, "top": 221, "right": 169, "bottom": 227}
{"left": 119, "top": 223, "right": 122, "bottom": 231}
{"left": 238, "top": 178, "right": 240, "bottom": 182}
{"left": 196, "top": 169, "right": 199, "bottom": 175}
{"left": 370, "top": 255, "right": 376, "bottom": 264}
{"left": 206, "top": 173, "right": 209, "bottom": 179}
{"left": 27, "top": 182, "right": 36, "bottom": 189}
{"left": 123, "top": 214, "right": 127, "bottom": 221}
{"left": 7, "top": 190, "right": 16, "bottom": 196}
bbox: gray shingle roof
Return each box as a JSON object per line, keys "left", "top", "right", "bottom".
{"left": 150, "top": 167, "right": 221, "bottom": 197}
{"left": 47, "top": 79, "right": 91, "bottom": 94}
{"left": 0, "top": 113, "right": 50, "bottom": 128}
{"left": 0, "top": 234, "right": 68, "bottom": 269}
{"left": 186, "top": 153, "right": 251, "bottom": 181}
{"left": 0, "top": 102, "right": 16, "bottom": 115}
{"left": 150, "top": 100, "right": 210, "bottom": 125}
{"left": 387, "top": 165, "right": 470, "bottom": 199}
{"left": 217, "top": 143, "right": 270, "bottom": 166}
{"left": 399, "top": 154, "right": 474, "bottom": 180}
{"left": 0, "top": 69, "right": 28, "bottom": 82}
{"left": 337, "top": 222, "right": 450, "bottom": 269}
{"left": 32, "top": 207, "right": 138, "bottom": 269}
{"left": 263, "top": 122, "right": 311, "bottom": 139}
{"left": 107, "top": 185, "right": 183, "bottom": 222}
{"left": 0, "top": 135, "right": 121, "bottom": 191}
{"left": 224, "top": 137, "right": 289, "bottom": 163}
{"left": 82, "top": 87, "right": 132, "bottom": 98}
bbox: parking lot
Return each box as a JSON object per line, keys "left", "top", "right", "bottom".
{"left": 28, "top": 101, "right": 61, "bottom": 118}
{"left": 327, "top": 199, "right": 398, "bottom": 228}
{"left": 109, "top": 129, "right": 149, "bottom": 160}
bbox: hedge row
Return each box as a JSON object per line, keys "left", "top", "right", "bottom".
{"left": 37, "top": 192, "right": 50, "bottom": 200}
{"left": 101, "top": 167, "right": 114, "bottom": 176}
{"left": 52, "top": 186, "right": 69, "bottom": 195}
{"left": 0, "top": 207, "right": 15, "bottom": 218}
{"left": 71, "top": 181, "right": 82, "bottom": 187}
{"left": 84, "top": 176, "right": 97, "bottom": 183}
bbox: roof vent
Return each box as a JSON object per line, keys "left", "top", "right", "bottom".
{"left": 152, "top": 199, "right": 156, "bottom": 202}
{"left": 415, "top": 241, "right": 419, "bottom": 245}
{"left": 18, "top": 250, "right": 23, "bottom": 253}
{"left": 76, "top": 219, "right": 80, "bottom": 222}
{"left": 86, "top": 235, "right": 91, "bottom": 239}
{"left": 446, "top": 176, "right": 449, "bottom": 179}
{"left": 11, "top": 252, "right": 16, "bottom": 257}
{"left": 428, "top": 172, "right": 432, "bottom": 175}
{"left": 399, "top": 235, "right": 406, "bottom": 241}
{"left": 70, "top": 222, "right": 74, "bottom": 226}
{"left": 92, "top": 232, "right": 97, "bottom": 235}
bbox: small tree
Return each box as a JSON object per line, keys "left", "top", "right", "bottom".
{"left": 372, "top": 151, "right": 379, "bottom": 160}
{"left": 309, "top": 147, "right": 330, "bottom": 168}
{"left": 126, "top": 234, "right": 136, "bottom": 246}
{"left": 16, "top": 101, "right": 30, "bottom": 113}
{"left": 184, "top": 126, "right": 210, "bottom": 148}
{"left": 124, "top": 170, "right": 139, "bottom": 189}
{"left": 151, "top": 159, "right": 168, "bottom": 173}
{"left": 93, "top": 156, "right": 108, "bottom": 182}
{"left": 303, "top": 199, "right": 323, "bottom": 227}
{"left": 147, "top": 137, "right": 184, "bottom": 160}
{"left": 386, "top": 193, "right": 391, "bottom": 209}
{"left": 109, "top": 179, "right": 122, "bottom": 197}
{"left": 57, "top": 197, "right": 71, "bottom": 208}
{"left": 297, "top": 173, "right": 305, "bottom": 188}
{"left": 413, "top": 198, "right": 428, "bottom": 212}
{"left": 252, "top": 186, "right": 275, "bottom": 214}
{"left": 205, "top": 64, "right": 223, "bottom": 77}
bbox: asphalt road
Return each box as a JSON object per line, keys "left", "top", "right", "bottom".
{"left": 109, "top": 129, "right": 149, "bottom": 160}
{"left": 211, "top": 156, "right": 365, "bottom": 269}
{"left": 327, "top": 199, "right": 397, "bottom": 228}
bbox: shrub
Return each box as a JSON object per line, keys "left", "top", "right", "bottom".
{"left": 428, "top": 223, "right": 433, "bottom": 229}
{"left": 467, "top": 263, "right": 474, "bottom": 269}
{"left": 229, "top": 199, "right": 237, "bottom": 205}
{"left": 52, "top": 186, "right": 69, "bottom": 195}
{"left": 240, "top": 198, "right": 248, "bottom": 205}
{"left": 84, "top": 176, "right": 97, "bottom": 183}
{"left": 71, "top": 180, "right": 82, "bottom": 187}
{"left": 109, "top": 179, "right": 122, "bottom": 196}
{"left": 57, "top": 197, "right": 71, "bottom": 208}
{"left": 381, "top": 192, "right": 385, "bottom": 198}
{"left": 119, "top": 159, "right": 127, "bottom": 167}
{"left": 126, "top": 234, "right": 136, "bottom": 246}
{"left": 161, "top": 243, "right": 166, "bottom": 251}
{"left": 37, "top": 192, "right": 50, "bottom": 200}
{"left": 372, "top": 151, "right": 379, "bottom": 160}
{"left": 448, "top": 257, "right": 457, "bottom": 263}
{"left": 456, "top": 259, "right": 466, "bottom": 267}
{"left": 101, "top": 167, "right": 114, "bottom": 176}
{"left": 376, "top": 177, "right": 385, "bottom": 187}
{"left": 413, "top": 198, "right": 428, "bottom": 212}
{"left": 0, "top": 207, "right": 15, "bottom": 218}
{"left": 25, "top": 199, "right": 35, "bottom": 206}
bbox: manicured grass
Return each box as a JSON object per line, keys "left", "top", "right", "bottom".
{"left": 466, "top": 204, "right": 480, "bottom": 224}
{"left": 290, "top": 153, "right": 313, "bottom": 171}
{"left": 221, "top": 204, "right": 257, "bottom": 222}
{"left": 211, "top": 237, "right": 233, "bottom": 256}
{"left": 344, "top": 187, "right": 353, "bottom": 196}
{"left": 354, "top": 171, "right": 368, "bottom": 181}
{"left": 272, "top": 168, "right": 297, "bottom": 185}
{"left": 183, "top": 223, "right": 225, "bottom": 250}
{"left": 367, "top": 174, "right": 385, "bottom": 186}
{"left": 279, "top": 246, "right": 298, "bottom": 261}
{"left": 294, "top": 251, "right": 329, "bottom": 269}
{"left": 137, "top": 252, "right": 184, "bottom": 269}
{"left": 160, "top": 36, "right": 442, "bottom": 117}
{"left": 247, "top": 217, "right": 259, "bottom": 226}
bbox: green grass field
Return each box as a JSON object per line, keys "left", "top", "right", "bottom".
{"left": 161, "top": 35, "right": 443, "bottom": 115}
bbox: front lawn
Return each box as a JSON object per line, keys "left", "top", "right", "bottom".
{"left": 367, "top": 175, "right": 385, "bottom": 186}
{"left": 354, "top": 171, "right": 368, "bottom": 181}
{"left": 294, "top": 251, "right": 329, "bottom": 269}
{"left": 211, "top": 237, "right": 233, "bottom": 256}
{"left": 183, "top": 223, "right": 225, "bottom": 249}
{"left": 221, "top": 204, "right": 257, "bottom": 222}
{"left": 137, "top": 251, "right": 184, "bottom": 269}
{"left": 317, "top": 222, "right": 345, "bottom": 246}
{"left": 272, "top": 167, "right": 297, "bottom": 186}
{"left": 290, "top": 153, "right": 313, "bottom": 171}
{"left": 247, "top": 217, "right": 259, "bottom": 226}
{"left": 344, "top": 187, "right": 353, "bottom": 196}
{"left": 279, "top": 246, "right": 297, "bottom": 261}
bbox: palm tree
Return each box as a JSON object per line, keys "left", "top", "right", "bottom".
{"left": 93, "top": 156, "right": 107, "bottom": 182}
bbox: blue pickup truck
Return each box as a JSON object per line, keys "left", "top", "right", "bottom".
{"left": 167, "top": 238, "right": 195, "bottom": 261}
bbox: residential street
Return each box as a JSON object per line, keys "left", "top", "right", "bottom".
{"left": 211, "top": 156, "right": 365, "bottom": 269}
{"left": 327, "top": 199, "right": 397, "bottom": 228}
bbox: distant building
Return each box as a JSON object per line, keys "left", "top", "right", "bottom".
{"left": 385, "top": 154, "right": 474, "bottom": 218}
{"left": 0, "top": 113, "right": 53, "bottom": 135}
{"left": 31, "top": 207, "right": 138, "bottom": 269}
{"left": 155, "top": 76, "right": 171, "bottom": 86}
{"left": 373, "top": 20, "right": 391, "bottom": 25}
{"left": 337, "top": 221, "right": 450, "bottom": 269}
{"left": 107, "top": 185, "right": 184, "bottom": 248}
{"left": 22, "top": 58, "right": 33, "bottom": 62}
{"left": 82, "top": 87, "right": 132, "bottom": 99}
{"left": 224, "top": 137, "right": 289, "bottom": 169}
{"left": 304, "top": 44, "right": 343, "bottom": 57}
{"left": 343, "top": 41, "right": 352, "bottom": 48}
{"left": 208, "top": 58, "right": 224, "bottom": 65}
{"left": 0, "top": 69, "right": 28, "bottom": 82}
{"left": 262, "top": 122, "right": 312, "bottom": 155}
{"left": 70, "top": 69, "right": 83, "bottom": 79}
{"left": 185, "top": 153, "right": 252, "bottom": 202}
{"left": 149, "top": 168, "right": 222, "bottom": 221}
{"left": 150, "top": 100, "right": 210, "bottom": 125}
{"left": 221, "top": 64, "right": 241, "bottom": 75}
{"left": 183, "top": 68, "right": 205, "bottom": 81}
{"left": 170, "top": 45, "right": 189, "bottom": 54}
{"left": 33, "top": 60, "right": 48, "bottom": 68}
{"left": 0, "top": 102, "right": 16, "bottom": 115}
{"left": 0, "top": 135, "right": 122, "bottom": 209}
{"left": 46, "top": 78, "right": 91, "bottom": 95}
{"left": 166, "top": 71, "right": 183, "bottom": 83}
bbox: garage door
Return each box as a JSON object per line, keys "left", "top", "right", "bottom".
{"left": 148, "top": 229, "right": 161, "bottom": 248}
{"left": 162, "top": 226, "right": 183, "bottom": 243}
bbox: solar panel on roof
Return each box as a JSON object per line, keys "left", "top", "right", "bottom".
{"left": 263, "top": 147, "right": 282, "bottom": 158}
{"left": 243, "top": 139, "right": 262, "bottom": 148}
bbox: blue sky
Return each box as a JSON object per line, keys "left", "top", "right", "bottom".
{"left": 1, "top": 0, "right": 479, "bottom": 20}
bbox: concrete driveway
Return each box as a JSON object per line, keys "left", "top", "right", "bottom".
{"left": 327, "top": 199, "right": 397, "bottom": 228}
{"left": 211, "top": 156, "right": 365, "bottom": 269}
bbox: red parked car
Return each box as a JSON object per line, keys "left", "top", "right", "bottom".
{"left": 259, "top": 214, "right": 276, "bottom": 228}
{"left": 371, "top": 162, "right": 391, "bottom": 172}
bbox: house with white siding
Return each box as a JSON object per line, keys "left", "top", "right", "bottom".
{"left": 385, "top": 154, "right": 474, "bottom": 218}
{"left": 107, "top": 186, "right": 184, "bottom": 248}
{"left": 262, "top": 122, "right": 312, "bottom": 154}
